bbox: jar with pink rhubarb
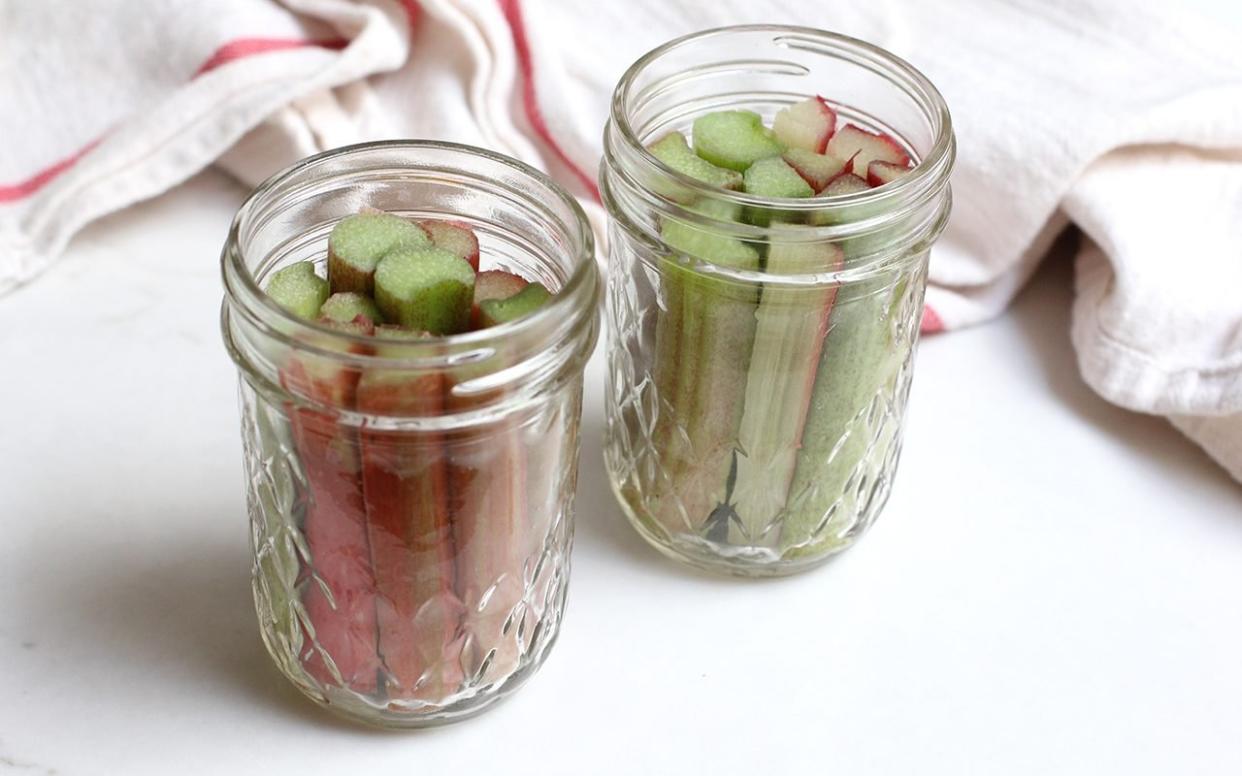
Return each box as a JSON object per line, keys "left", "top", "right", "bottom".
{"left": 222, "top": 141, "right": 599, "bottom": 727}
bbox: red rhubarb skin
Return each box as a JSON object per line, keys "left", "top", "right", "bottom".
{"left": 357, "top": 372, "right": 466, "bottom": 702}
{"left": 280, "top": 358, "right": 382, "bottom": 694}
{"left": 446, "top": 381, "right": 529, "bottom": 684}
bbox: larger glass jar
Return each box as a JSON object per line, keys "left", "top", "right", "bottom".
{"left": 601, "top": 27, "right": 954, "bottom": 576}
{"left": 221, "top": 141, "right": 599, "bottom": 726}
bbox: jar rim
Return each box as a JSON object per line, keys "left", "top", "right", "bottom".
{"left": 607, "top": 24, "right": 955, "bottom": 217}
{"left": 221, "top": 140, "right": 599, "bottom": 367}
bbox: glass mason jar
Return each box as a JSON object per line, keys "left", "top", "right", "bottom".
{"left": 221, "top": 141, "right": 599, "bottom": 727}
{"left": 601, "top": 26, "right": 954, "bottom": 577}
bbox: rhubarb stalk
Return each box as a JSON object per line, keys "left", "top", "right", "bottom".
{"left": 450, "top": 279, "right": 553, "bottom": 684}
{"left": 730, "top": 230, "right": 844, "bottom": 545}
{"left": 357, "top": 328, "right": 465, "bottom": 702}
{"left": 780, "top": 275, "right": 909, "bottom": 555}
{"left": 648, "top": 200, "right": 761, "bottom": 535}
{"left": 279, "top": 316, "right": 382, "bottom": 692}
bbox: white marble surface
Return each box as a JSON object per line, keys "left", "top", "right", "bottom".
{"left": 1, "top": 167, "right": 1239, "bottom": 774}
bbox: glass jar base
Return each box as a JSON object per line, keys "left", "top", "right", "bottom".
{"left": 606, "top": 469, "right": 889, "bottom": 578}
{"left": 260, "top": 636, "right": 558, "bottom": 730}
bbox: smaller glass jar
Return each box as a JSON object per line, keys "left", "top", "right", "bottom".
{"left": 221, "top": 142, "right": 599, "bottom": 727}
{"left": 600, "top": 26, "right": 955, "bottom": 576}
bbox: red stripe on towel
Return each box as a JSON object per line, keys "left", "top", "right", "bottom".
{"left": 194, "top": 36, "right": 348, "bottom": 77}
{"left": 0, "top": 139, "right": 102, "bottom": 204}
{"left": 497, "top": 0, "right": 602, "bottom": 203}
{"left": 921, "top": 304, "right": 945, "bottom": 333}
{"left": 1, "top": 35, "right": 348, "bottom": 204}
{"left": 399, "top": 0, "right": 424, "bottom": 32}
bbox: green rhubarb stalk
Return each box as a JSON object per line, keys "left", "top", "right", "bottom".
{"left": 327, "top": 211, "right": 430, "bottom": 295}
{"left": 729, "top": 228, "right": 843, "bottom": 546}
{"left": 779, "top": 274, "right": 911, "bottom": 555}
{"left": 647, "top": 199, "right": 760, "bottom": 536}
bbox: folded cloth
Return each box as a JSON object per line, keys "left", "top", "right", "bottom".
{"left": 1, "top": 0, "right": 1239, "bottom": 482}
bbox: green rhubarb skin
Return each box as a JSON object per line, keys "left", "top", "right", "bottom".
{"left": 730, "top": 230, "right": 843, "bottom": 545}
{"left": 780, "top": 274, "right": 911, "bottom": 555}
{"left": 648, "top": 199, "right": 760, "bottom": 535}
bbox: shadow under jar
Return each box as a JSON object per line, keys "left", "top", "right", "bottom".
{"left": 601, "top": 26, "right": 955, "bottom": 577}
{"left": 221, "top": 142, "right": 599, "bottom": 727}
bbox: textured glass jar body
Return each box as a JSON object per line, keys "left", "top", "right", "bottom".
{"left": 222, "top": 142, "right": 599, "bottom": 726}
{"left": 601, "top": 27, "right": 954, "bottom": 576}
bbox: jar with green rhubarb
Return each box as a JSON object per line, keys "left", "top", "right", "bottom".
{"left": 601, "top": 26, "right": 955, "bottom": 576}
{"left": 222, "top": 142, "right": 599, "bottom": 726}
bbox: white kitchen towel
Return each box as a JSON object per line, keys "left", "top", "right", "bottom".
{"left": 1, "top": 0, "right": 1239, "bottom": 481}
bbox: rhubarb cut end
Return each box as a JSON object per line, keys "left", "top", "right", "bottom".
{"left": 265, "top": 261, "right": 330, "bottom": 320}
{"left": 691, "top": 110, "right": 785, "bottom": 172}
{"left": 418, "top": 219, "right": 481, "bottom": 271}
{"left": 373, "top": 246, "right": 475, "bottom": 335}
{"left": 867, "top": 160, "right": 911, "bottom": 188}
{"left": 771, "top": 96, "right": 837, "bottom": 153}
{"left": 319, "top": 291, "right": 384, "bottom": 325}
{"left": 742, "top": 157, "right": 815, "bottom": 199}
{"left": 825, "top": 125, "right": 910, "bottom": 175}
{"left": 327, "top": 212, "right": 430, "bottom": 294}
{"left": 782, "top": 149, "right": 851, "bottom": 193}
{"left": 478, "top": 283, "right": 552, "bottom": 327}
{"left": 648, "top": 131, "right": 744, "bottom": 191}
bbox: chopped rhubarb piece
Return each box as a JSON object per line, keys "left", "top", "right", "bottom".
{"left": 357, "top": 336, "right": 464, "bottom": 701}
{"left": 648, "top": 131, "right": 743, "bottom": 191}
{"left": 266, "top": 261, "right": 329, "bottom": 320}
{"left": 771, "top": 96, "right": 837, "bottom": 153}
{"left": 327, "top": 211, "right": 430, "bottom": 295}
{"left": 783, "top": 149, "right": 852, "bottom": 193}
{"left": 373, "top": 246, "right": 475, "bottom": 335}
{"left": 691, "top": 110, "right": 785, "bottom": 172}
{"left": 418, "top": 219, "right": 481, "bottom": 271}
{"left": 473, "top": 270, "right": 529, "bottom": 304}
{"left": 731, "top": 227, "right": 844, "bottom": 544}
{"left": 471, "top": 270, "right": 530, "bottom": 329}
{"left": 319, "top": 291, "right": 384, "bottom": 325}
{"left": 649, "top": 199, "right": 761, "bottom": 534}
{"left": 743, "top": 157, "right": 814, "bottom": 199}
{"left": 743, "top": 156, "right": 815, "bottom": 226}
{"left": 822, "top": 173, "right": 871, "bottom": 197}
{"left": 825, "top": 124, "right": 910, "bottom": 176}
{"left": 279, "top": 316, "right": 380, "bottom": 693}
{"left": 477, "top": 283, "right": 552, "bottom": 327}
{"left": 867, "top": 160, "right": 911, "bottom": 187}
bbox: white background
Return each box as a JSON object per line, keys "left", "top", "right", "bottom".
{"left": 2, "top": 2, "right": 1242, "bottom": 770}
